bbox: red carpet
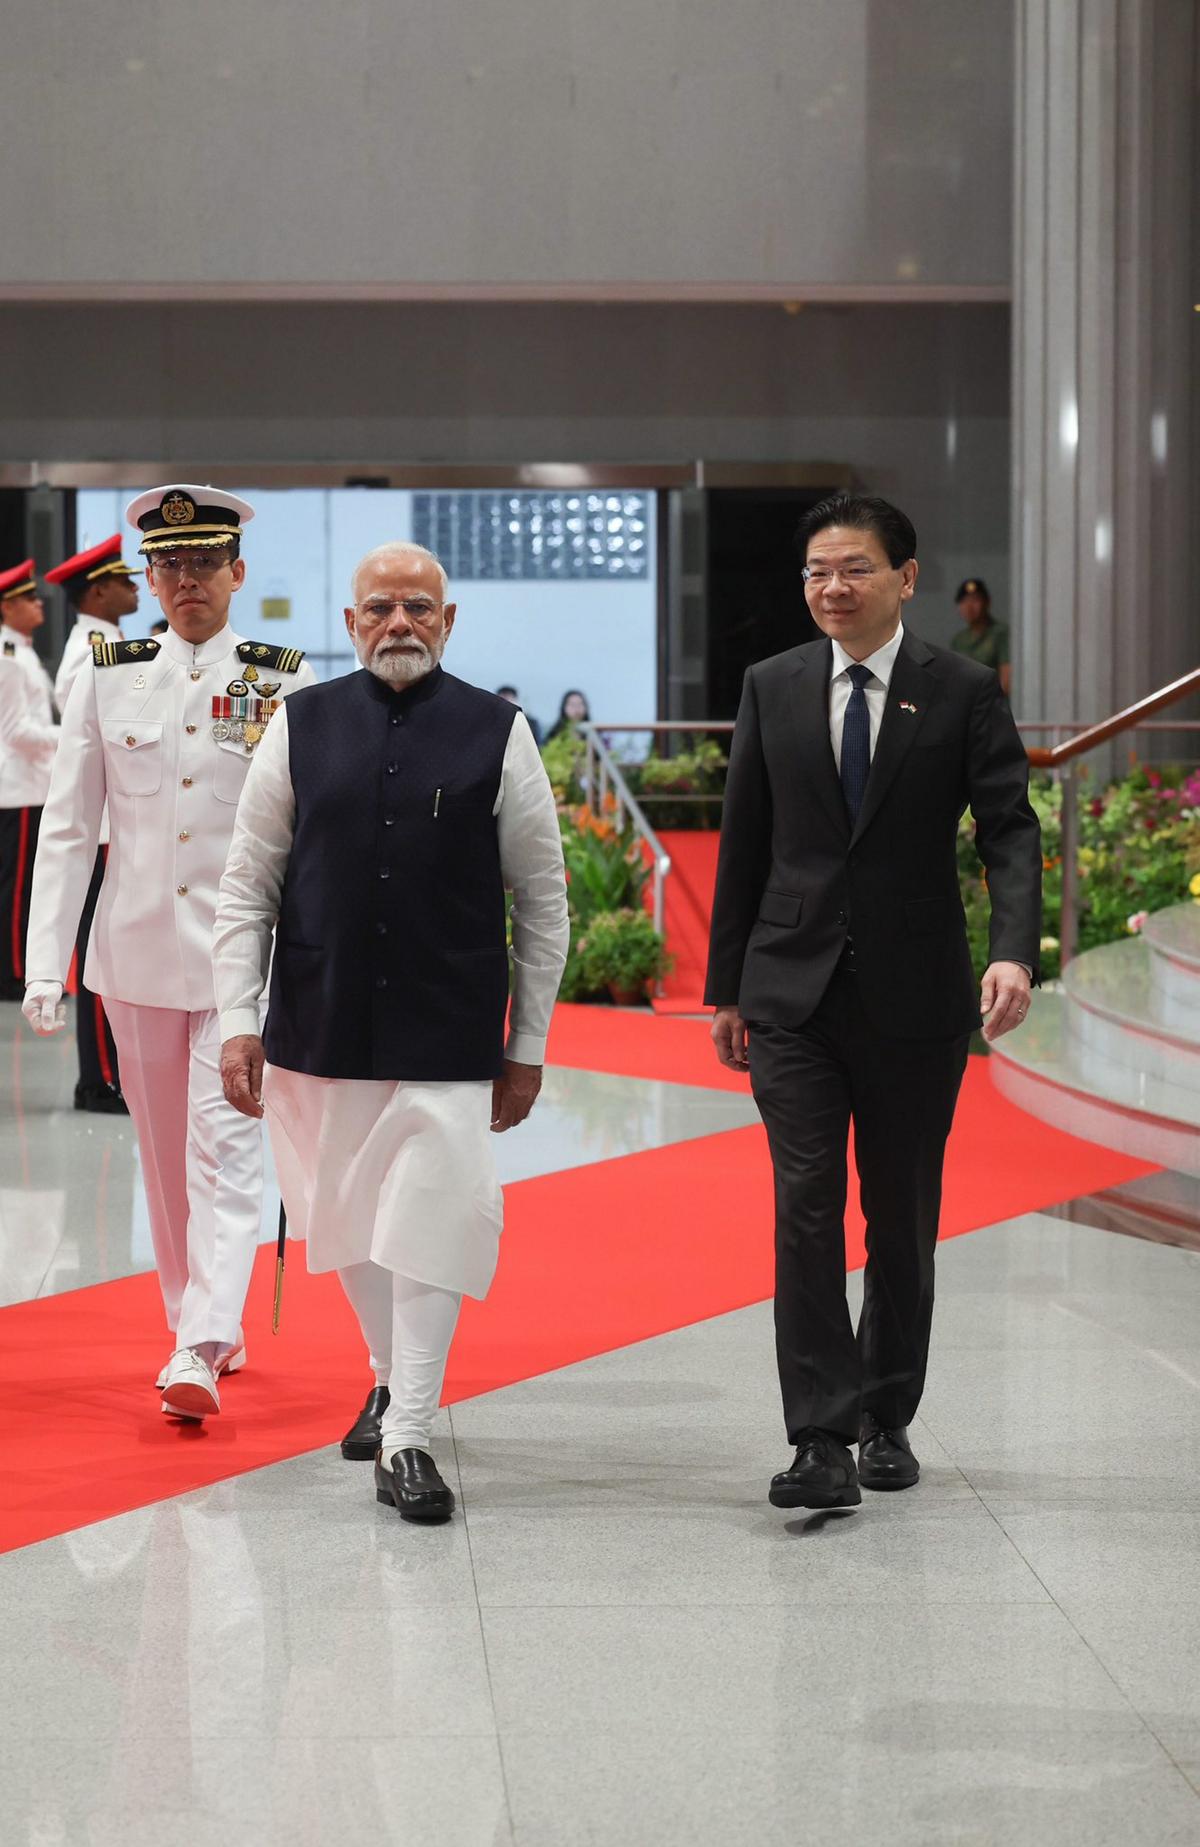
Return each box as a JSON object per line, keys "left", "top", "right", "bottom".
{"left": 0, "top": 1012, "right": 1155, "bottom": 1552}
{"left": 649, "top": 830, "right": 721, "bottom": 1013}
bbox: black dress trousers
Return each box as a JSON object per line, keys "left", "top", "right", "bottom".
{"left": 749, "top": 966, "right": 969, "bottom": 1447}
{"left": 74, "top": 848, "right": 121, "bottom": 1094}
{"left": 0, "top": 804, "right": 41, "bottom": 1000}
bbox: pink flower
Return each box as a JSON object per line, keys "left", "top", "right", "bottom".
{"left": 1126, "top": 911, "right": 1149, "bottom": 934}
{"left": 1147, "top": 771, "right": 1162, "bottom": 789}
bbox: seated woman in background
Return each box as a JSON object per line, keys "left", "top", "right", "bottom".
{"left": 545, "top": 688, "right": 590, "bottom": 742}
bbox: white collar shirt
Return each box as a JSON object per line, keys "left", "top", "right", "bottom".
{"left": 827, "top": 621, "right": 905, "bottom": 763}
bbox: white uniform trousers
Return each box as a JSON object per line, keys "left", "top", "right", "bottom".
{"left": 104, "top": 1000, "right": 263, "bottom": 1349}
{"left": 338, "top": 1262, "right": 462, "bottom": 1454}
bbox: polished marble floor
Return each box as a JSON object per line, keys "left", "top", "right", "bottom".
{"left": 3, "top": 1000, "right": 1200, "bottom": 1844}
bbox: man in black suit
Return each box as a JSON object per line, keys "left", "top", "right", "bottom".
{"left": 705, "top": 496, "right": 1041, "bottom": 1512}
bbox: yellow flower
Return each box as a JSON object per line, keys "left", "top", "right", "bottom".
{"left": 1190, "top": 873, "right": 1200, "bottom": 898}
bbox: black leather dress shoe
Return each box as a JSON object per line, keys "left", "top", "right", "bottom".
{"left": 769, "top": 1429, "right": 861, "bottom": 1509}
{"left": 340, "top": 1386, "right": 391, "bottom": 1460}
{"left": 374, "top": 1447, "right": 455, "bottom": 1523}
{"left": 74, "top": 1082, "right": 129, "bottom": 1115}
{"left": 858, "top": 1413, "right": 920, "bottom": 1491}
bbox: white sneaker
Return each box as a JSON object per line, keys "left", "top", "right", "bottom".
{"left": 160, "top": 1349, "right": 221, "bottom": 1420}
{"left": 155, "top": 1332, "right": 245, "bottom": 1391}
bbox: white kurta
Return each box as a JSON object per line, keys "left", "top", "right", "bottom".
{"left": 213, "top": 693, "right": 570, "bottom": 1294}
{"left": 0, "top": 626, "right": 57, "bottom": 808}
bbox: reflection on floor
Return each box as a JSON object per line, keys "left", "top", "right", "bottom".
{"left": 3, "top": 998, "right": 1200, "bottom": 1843}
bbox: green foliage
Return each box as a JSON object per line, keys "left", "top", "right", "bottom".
{"left": 539, "top": 728, "right": 587, "bottom": 805}
{"left": 554, "top": 803, "right": 667, "bottom": 1003}
{"left": 958, "top": 763, "right": 1200, "bottom": 983}
{"left": 624, "top": 737, "right": 729, "bottom": 832}
{"left": 576, "top": 907, "right": 673, "bottom": 996}
{"left": 559, "top": 806, "right": 650, "bottom": 918}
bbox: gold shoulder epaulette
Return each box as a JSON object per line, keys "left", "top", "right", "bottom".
{"left": 92, "top": 637, "right": 162, "bottom": 668}
{"left": 237, "top": 640, "right": 306, "bottom": 675}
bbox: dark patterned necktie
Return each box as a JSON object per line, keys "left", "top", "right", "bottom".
{"left": 839, "top": 663, "right": 873, "bottom": 824}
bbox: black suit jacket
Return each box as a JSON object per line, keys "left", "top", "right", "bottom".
{"left": 704, "top": 631, "right": 1042, "bottom": 1040}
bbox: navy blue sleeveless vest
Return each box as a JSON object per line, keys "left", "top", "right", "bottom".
{"left": 264, "top": 665, "right": 518, "bottom": 1081}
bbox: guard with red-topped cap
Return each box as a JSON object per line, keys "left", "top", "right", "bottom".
{"left": 42, "top": 535, "right": 141, "bottom": 1113}
{"left": 22, "top": 485, "right": 317, "bottom": 1425}
{"left": 46, "top": 534, "right": 140, "bottom": 716}
{"left": 0, "top": 561, "right": 58, "bottom": 1000}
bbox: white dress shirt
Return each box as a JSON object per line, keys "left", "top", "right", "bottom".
{"left": 214, "top": 698, "right": 569, "bottom": 1066}
{"left": 0, "top": 625, "right": 58, "bottom": 808}
{"left": 26, "top": 622, "right": 316, "bottom": 1010}
{"left": 827, "top": 621, "right": 905, "bottom": 764}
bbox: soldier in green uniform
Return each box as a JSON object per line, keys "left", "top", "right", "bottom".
{"left": 950, "top": 578, "right": 1011, "bottom": 698}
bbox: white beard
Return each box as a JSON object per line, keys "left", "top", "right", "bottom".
{"left": 358, "top": 629, "right": 445, "bottom": 686}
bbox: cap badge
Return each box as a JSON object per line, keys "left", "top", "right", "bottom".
{"left": 161, "top": 492, "right": 196, "bottom": 527}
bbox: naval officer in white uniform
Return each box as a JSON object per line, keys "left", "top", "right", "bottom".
{"left": 44, "top": 534, "right": 142, "bottom": 1112}
{"left": 0, "top": 560, "right": 58, "bottom": 999}
{"left": 214, "top": 542, "right": 569, "bottom": 1522}
{"left": 22, "top": 485, "right": 316, "bottom": 1421}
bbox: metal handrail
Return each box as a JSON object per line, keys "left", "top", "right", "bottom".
{"left": 1024, "top": 669, "right": 1200, "bottom": 768}
{"left": 1019, "top": 668, "right": 1200, "bottom": 966}
{"left": 578, "top": 725, "right": 672, "bottom": 995}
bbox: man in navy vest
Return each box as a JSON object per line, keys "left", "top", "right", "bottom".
{"left": 214, "top": 542, "right": 569, "bottom": 1523}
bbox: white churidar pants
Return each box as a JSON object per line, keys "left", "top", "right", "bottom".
{"left": 338, "top": 1261, "right": 462, "bottom": 1453}
{"left": 264, "top": 1068, "right": 503, "bottom": 1453}
{"left": 104, "top": 1000, "right": 263, "bottom": 1349}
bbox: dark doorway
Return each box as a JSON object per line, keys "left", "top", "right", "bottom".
{"left": 706, "top": 488, "right": 830, "bottom": 719}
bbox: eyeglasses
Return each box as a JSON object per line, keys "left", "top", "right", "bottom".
{"left": 801, "top": 564, "right": 892, "bottom": 586}
{"left": 356, "top": 598, "right": 442, "bottom": 626}
{"left": 149, "top": 551, "right": 234, "bottom": 580}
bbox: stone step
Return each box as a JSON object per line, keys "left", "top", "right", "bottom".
{"left": 988, "top": 992, "right": 1200, "bottom": 1177}
{"left": 1142, "top": 900, "right": 1200, "bottom": 973}
{"left": 1142, "top": 901, "right": 1200, "bottom": 1033}
{"left": 1064, "top": 937, "right": 1200, "bottom": 1077}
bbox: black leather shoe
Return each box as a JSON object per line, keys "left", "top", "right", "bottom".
{"left": 858, "top": 1413, "right": 920, "bottom": 1491}
{"left": 74, "top": 1082, "right": 129, "bottom": 1115}
{"left": 374, "top": 1447, "right": 455, "bottom": 1523}
{"left": 769, "top": 1429, "right": 861, "bottom": 1509}
{"left": 340, "top": 1386, "right": 391, "bottom": 1460}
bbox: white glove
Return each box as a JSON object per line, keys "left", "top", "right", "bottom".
{"left": 23, "top": 981, "right": 66, "bottom": 1035}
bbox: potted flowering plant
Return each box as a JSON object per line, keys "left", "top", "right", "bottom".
{"left": 575, "top": 907, "right": 672, "bottom": 1005}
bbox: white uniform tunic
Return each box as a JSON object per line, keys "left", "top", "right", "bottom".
{"left": 56, "top": 614, "right": 122, "bottom": 844}
{"left": 213, "top": 699, "right": 569, "bottom": 1298}
{"left": 55, "top": 614, "right": 121, "bottom": 716}
{"left": 25, "top": 622, "right": 316, "bottom": 1349}
{"left": 28, "top": 623, "right": 315, "bottom": 1009}
{"left": 0, "top": 625, "right": 57, "bottom": 809}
